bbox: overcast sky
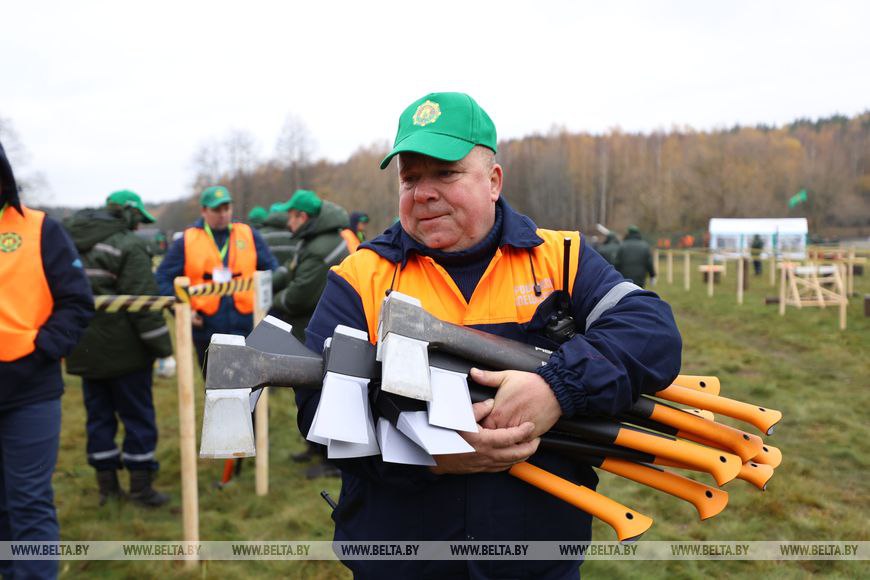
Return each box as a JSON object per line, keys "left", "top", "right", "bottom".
{"left": 3, "top": 0, "right": 868, "bottom": 207}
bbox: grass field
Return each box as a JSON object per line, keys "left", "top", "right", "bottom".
{"left": 53, "top": 256, "right": 868, "bottom": 578}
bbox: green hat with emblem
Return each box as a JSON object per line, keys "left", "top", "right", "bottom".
{"left": 106, "top": 190, "right": 156, "bottom": 223}
{"left": 247, "top": 206, "right": 268, "bottom": 222}
{"left": 200, "top": 186, "right": 232, "bottom": 208}
{"left": 274, "top": 189, "right": 322, "bottom": 216}
{"left": 380, "top": 92, "right": 497, "bottom": 170}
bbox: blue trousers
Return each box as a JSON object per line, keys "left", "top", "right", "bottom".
{"left": 82, "top": 368, "right": 159, "bottom": 472}
{"left": 0, "top": 398, "right": 61, "bottom": 580}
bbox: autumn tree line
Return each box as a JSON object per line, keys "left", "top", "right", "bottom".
{"left": 4, "top": 112, "right": 868, "bottom": 240}
{"left": 161, "top": 112, "right": 869, "bottom": 240}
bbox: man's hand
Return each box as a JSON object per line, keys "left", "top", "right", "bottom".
{"left": 431, "top": 399, "right": 539, "bottom": 475}
{"left": 471, "top": 368, "right": 562, "bottom": 438}
{"left": 191, "top": 312, "right": 204, "bottom": 328}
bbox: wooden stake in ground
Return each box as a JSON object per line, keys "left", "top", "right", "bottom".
{"left": 654, "top": 249, "right": 660, "bottom": 281}
{"left": 667, "top": 250, "right": 674, "bottom": 284}
{"left": 707, "top": 253, "right": 714, "bottom": 297}
{"left": 736, "top": 254, "right": 744, "bottom": 305}
{"left": 253, "top": 271, "right": 272, "bottom": 496}
{"left": 684, "top": 251, "right": 691, "bottom": 291}
{"left": 173, "top": 276, "right": 199, "bottom": 568}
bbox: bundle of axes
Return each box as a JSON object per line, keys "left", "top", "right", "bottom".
{"left": 200, "top": 292, "right": 783, "bottom": 543}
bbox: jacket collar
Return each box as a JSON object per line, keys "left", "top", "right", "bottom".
{"left": 361, "top": 197, "right": 543, "bottom": 266}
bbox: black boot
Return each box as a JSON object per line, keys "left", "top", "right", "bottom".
{"left": 129, "top": 470, "right": 170, "bottom": 508}
{"left": 96, "top": 470, "right": 124, "bottom": 506}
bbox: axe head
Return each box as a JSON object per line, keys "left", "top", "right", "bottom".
{"left": 200, "top": 334, "right": 255, "bottom": 458}
{"left": 377, "top": 292, "right": 432, "bottom": 400}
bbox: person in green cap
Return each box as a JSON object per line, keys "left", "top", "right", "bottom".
{"left": 156, "top": 186, "right": 278, "bottom": 367}
{"left": 349, "top": 211, "right": 370, "bottom": 243}
{"left": 294, "top": 92, "right": 681, "bottom": 578}
{"left": 64, "top": 190, "right": 175, "bottom": 507}
{"left": 615, "top": 225, "right": 656, "bottom": 287}
{"left": 259, "top": 203, "right": 296, "bottom": 276}
{"left": 271, "top": 189, "right": 351, "bottom": 478}
{"left": 247, "top": 205, "right": 269, "bottom": 229}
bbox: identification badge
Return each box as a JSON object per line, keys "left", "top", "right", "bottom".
{"left": 212, "top": 267, "right": 232, "bottom": 283}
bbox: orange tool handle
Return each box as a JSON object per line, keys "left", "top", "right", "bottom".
{"left": 647, "top": 403, "right": 763, "bottom": 462}
{"left": 655, "top": 384, "right": 782, "bottom": 435}
{"left": 673, "top": 375, "right": 720, "bottom": 396}
{"left": 613, "top": 428, "right": 741, "bottom": 486}
{"left": 655, "top": 457, "right": 774, "bottom": 491}
{"left": 681, "top": 433, "right": 782, "bottom": 468}
{"left": 599, "top": 458, "right": 728, "bottom": 521}
{"left": 685, "top": 408, "right": 715, "bottom": 422}
{"left": 508, "top": 462, "right": 652, "bottom": 543}
{"left": 737, "top": 461, "right": 774, "bottom": 491}
{"left": 751, "top": 443, "right": 782, "bottom": 468}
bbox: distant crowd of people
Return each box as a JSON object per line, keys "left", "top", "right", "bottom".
{"left": 594, "top": 225, "right": 657, "bottom": 287}
{"left": 0, "top": 135, "right": 375, "bottom": 577}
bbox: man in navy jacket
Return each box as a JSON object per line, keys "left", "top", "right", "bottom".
{"left": 296, "top": 93, "right": 682, "bottom": 578}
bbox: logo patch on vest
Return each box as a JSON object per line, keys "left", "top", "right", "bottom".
{"left": 0, "top": 232, "right": 22, "bottom": 253}
{"left": 236, "top": 239, "right": 246, "bottom": 250}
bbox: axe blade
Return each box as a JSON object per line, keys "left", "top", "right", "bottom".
{"left": 200, "top": 387, "right": 256, "bottom": 458}
{"left": 380, "top": 333, "right": 431, "bottom": 400}
{"left": 200, "top": 334, "right": 255, "bottom": 458}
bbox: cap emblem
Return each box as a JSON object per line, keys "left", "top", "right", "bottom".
{"left": 412, "top": 100, "right": 441, "bottom": 127}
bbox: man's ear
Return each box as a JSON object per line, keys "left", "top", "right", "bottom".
{"left": 489, "top": 163, "right": 503, "bottom": 201}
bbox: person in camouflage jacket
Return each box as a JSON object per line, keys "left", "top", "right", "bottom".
{"left": 65, "top": 190, "right": 173, "bottom": 508}
{"left": 271, "top": 191, "right": 351, "bottom": 341}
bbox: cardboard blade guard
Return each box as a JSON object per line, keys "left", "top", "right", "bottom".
{"left": 200, "top": 334, "right": 255, "bottom": 458}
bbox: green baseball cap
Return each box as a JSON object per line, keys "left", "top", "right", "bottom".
{"left": 274, "top": 189, "right": 322, "bottom": 216}
{"left": 200, "top": 186, "right": 233, "bottom": 208}
{"left": 380, "top": 92, "right": 497, "bottom": 170}
{"left": 248, "top": 206, "right": 268, "bottom": 222}
{"left": 106, "top": 190, "right": 156, "bottom": 223}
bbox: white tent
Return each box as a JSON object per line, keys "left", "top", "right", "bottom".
{"left": 708, "top": 218, "right": 808, "bottom": 259}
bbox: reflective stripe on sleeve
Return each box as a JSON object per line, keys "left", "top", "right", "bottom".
{"left": 584, "top": 281, "right": 642, "bottom": 331}
{"left": 140, "top": 326, "right": 169, "bottom": 340}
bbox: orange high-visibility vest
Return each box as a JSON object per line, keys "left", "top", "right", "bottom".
{"left": 0, "top": 206, "right": 54, "bottom": 361}
{"left": 183, "top": 223, "right": 257, "bottom": 315}
{"left": 333, "top": 229, "right": 581, "bottom": 342}
{"left": 340, "top": 228, "right": 361, "bottom": 253}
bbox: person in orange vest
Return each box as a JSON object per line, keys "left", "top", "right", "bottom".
{"left": 0, "top": 140, "right": 94, "bottom": 580}
{"left": 340, "top": 226, "right": 361, "bottom": 253}
{"left": 681, "top": 234, "right": 695, "bottom": 249}
{"left": 156, "top": 186, "right": 278, "bottom": 366}
{"left": 294, "top": 92, "right": 682, "bottom": 578}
